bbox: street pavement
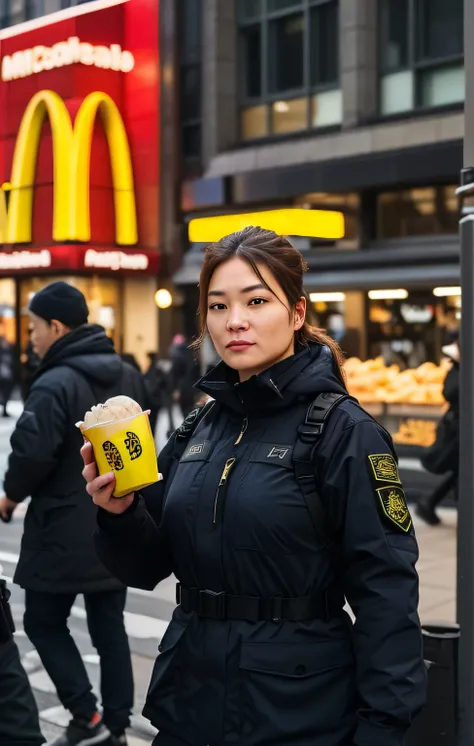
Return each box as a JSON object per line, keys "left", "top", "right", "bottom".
{"left": 0, "top": 399, "right": 458, "bottom": 744}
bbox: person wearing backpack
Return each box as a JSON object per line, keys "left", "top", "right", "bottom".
{"left": 83, "top": 227, "right": 426, "bottom": 746}
{"left": 0, "top": 282, "right": 148, "bottom": 746}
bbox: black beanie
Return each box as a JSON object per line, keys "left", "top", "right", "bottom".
{"left": 29, "top": 282, "right": 89, "bottom": 328}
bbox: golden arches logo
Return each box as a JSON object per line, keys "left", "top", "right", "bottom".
{"left": 0, "top": 89, "right": 137, "bottom": 245}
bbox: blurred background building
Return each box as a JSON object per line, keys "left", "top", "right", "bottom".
{"left": 0, "top": 0, "right": 466, "bottom": 455}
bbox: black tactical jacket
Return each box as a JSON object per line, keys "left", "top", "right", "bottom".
{"left": 95, "top": 343, "right": 426, "bottom": 746}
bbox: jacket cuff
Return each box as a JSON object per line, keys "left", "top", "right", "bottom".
{"left": 96, "top": 494, "right": 147, "bottom": 536}
{"left": 353, "top": 721, "right": 405, "bottom": 746}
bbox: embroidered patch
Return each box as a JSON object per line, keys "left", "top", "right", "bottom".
{"left": 267, "top": 446, "right": 290, "bottom": 460}
{"left": 376, "top": 485, "right": 412, "bottom": 533}
{"left": 368, "top": 453, "right": 401, "bottom": 484}
{"left": 189, "top": 443, "right": 204, "bottom": 455}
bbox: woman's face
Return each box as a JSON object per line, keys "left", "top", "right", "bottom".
{"left": 206, "top": 256, "right": 305, "bottom": 381}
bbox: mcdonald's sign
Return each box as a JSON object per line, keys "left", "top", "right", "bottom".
{"left": 0, "top": 0, "right": 160, "bottom": 260}
{"left": 0, "top": 89, "right": 137, "bottom": 246}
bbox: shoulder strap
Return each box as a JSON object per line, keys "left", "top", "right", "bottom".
{"left": 172, "top": 399, "right": 215, "bottom": 459}
{"left": 293, "top": 392, "right": 349, "bottom": 549}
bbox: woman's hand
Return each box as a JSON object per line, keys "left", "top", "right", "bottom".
{"left": 81, "top": 442, "right": 134, "bottom": 514}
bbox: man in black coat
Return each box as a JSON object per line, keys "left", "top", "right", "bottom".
{"left": 0, "top": 282, "right": 147, "bottom": 746}
{"left": 0, "top": 578, "right": 45, "bottom": 745}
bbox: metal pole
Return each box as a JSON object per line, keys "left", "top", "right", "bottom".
{"left": 456, "top": 3, "right": 474, "bottom": 742}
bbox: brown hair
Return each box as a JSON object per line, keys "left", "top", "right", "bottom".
{"left": 192, "top": 225, "right": 345, "bottom": 378}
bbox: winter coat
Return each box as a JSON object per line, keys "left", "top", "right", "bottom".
{"left": 95, "top": 343, "right": 426, "bottom": 746}
{"left": 5, "top": 324, "right": 148, "bottom": 594}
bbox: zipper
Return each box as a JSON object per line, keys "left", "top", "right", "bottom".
{"left": 213, "top": 457, "right": 236, "bottom": 526}
{"left": 234, "top": 416, "right": 248, "bottom": 445}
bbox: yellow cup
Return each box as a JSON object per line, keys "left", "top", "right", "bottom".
{"left": 82, "top": 411, "right": 159, "bottom": 498}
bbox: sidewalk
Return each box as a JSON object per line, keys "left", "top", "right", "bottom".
{"left": 415, "top": 508, "right": 457, "bottom": 624}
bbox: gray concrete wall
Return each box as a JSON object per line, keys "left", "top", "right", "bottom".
{"left": 340, "top": 0, "right": 378, "bottom": 128}
{"left": 201, "top": 0, "right": 238, "bottom": 167}
{"left": 204, "top": 110, "right": 464, "bottom": 177}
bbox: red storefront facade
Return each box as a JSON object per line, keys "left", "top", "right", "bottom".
{"left": 0, "top": 0, "right": 161, "bottom": 366}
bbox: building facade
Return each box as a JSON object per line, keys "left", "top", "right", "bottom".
{"left": 0, "top": 0, "right": 179, "bottom": 369}
{"left": 171, "top": 0, "right": 464, "bottom": 451}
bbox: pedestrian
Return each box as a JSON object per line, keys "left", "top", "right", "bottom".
{"left": 0, "top": 282, "right": 148, "bottom": 746}
{"left": 168, "top": 333, "right": 197, "bottom": 419}
{"left": 143, "top": 353, "right": 175, "bottom": 436}
{"left": 0, "top": 329, "right": 16, "bottom": 416}
{"left": 82, "top": 228, "right": 426, "bottom": 746}
{"left": 0, "top": 576, "right": 45, "bottom": 746}
{"left": 417, "top": 339, "right": 460, "bottom": 525}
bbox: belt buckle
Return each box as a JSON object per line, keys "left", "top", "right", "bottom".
{"left": 198, "top": 589, "right": 226, "bottom": 620}
{"left": 176, "top": 583, "right": 182, "bottom": 606}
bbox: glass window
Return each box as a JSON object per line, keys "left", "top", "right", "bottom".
{"left": 242, "top": 25, "right": 262, "bottom": 98}
{"left": 310, "top": 1, "right": 339, "bottom": 85}
{"left": 181, "top": 0, "right": 202, "bottom": 59}
{"left": 241, "top": 105, "right": 268, "bottom": 139}
{"left": 238, "top": 0, "right": 262, "bottom": 21}
{"left": 239, "top": 0, "right": 340, "bottom": 138}
{"left": 268, "top": 0, "right": 303, "bottom": 11}
{"left": 416, "top": 0, "right": 463, "bottom": 62}
{"left": 312, "top": 89, "right": 342, "bottom": 126}
{"left": 419, "top": 64, "right": 465, "bottom": 108}
{"left": 268, "top": 13, "right": 304, "bottom": 93}
{"left": 181, "top": 65, "right": 201, "bottom": 120}
{"left": 0, "top": 0, "right": 10, "bottom": 28}
{"left": 380, "top": 70, "right": 414, "bottom": 113}
{"left": 379, "top": 0, "right": 464, "bottom": 114}
{"left": 377, "top": 186, "right": 459, "bottom": 238}
{"left": 179, "top": 0, "right": 202, "bottom": 166}
{"left": 182, "top": 123, "right": 201, "bottom": 159}
{"left": 25, "top": 0, "right": 44, "bottom": 17}
{"left": 272, "top": 97, "right": 307, "bottom": 133}
{"left": 379, "top": 0, "right": 409, "bottom": 72}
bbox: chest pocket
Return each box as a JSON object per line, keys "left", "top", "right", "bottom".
{"left": 231, "top": 443, "right": 318, "bottom": 555}
{"left": 162, "top": 438, "right": 213, "bottom": 533}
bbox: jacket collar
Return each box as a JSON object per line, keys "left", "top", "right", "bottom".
{"left": 196, "top": 345, "right": 319, "bottom": 415}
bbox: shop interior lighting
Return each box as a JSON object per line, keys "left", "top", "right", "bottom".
{"left": 154, "top": 288, "right": 173, "bottom": 309}
{"left": 188, "top": 208, "right": 345, "bottom": 243}
{"left": 309, "top": 292, "right": 346, "bottom": 303}
{"left": 368, "top": 289, "right": 409, "bottom": 300}
{"left": 433, "top": 286, "right": 461, "bottom": 297}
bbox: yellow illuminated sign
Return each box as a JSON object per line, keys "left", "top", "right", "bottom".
{"left": 188, "top": 208, "right": 345, "bottom": 243}
{"left": 0, "top": 89, "right": 137, "bottom": 245}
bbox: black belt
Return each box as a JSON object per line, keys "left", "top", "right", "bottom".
{"left": 176, "top": 584, "right": 342, "bottom": 622}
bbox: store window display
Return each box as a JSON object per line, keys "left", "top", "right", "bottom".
{"left": 344, "top": 287, "right": 461, "bottom": 453}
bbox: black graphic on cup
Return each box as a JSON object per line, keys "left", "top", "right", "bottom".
{"left": 102, "top": 441, "right": 124, "bottom": 471}
{"left": 124, "top": 431, "right": 142, "bottom": 460}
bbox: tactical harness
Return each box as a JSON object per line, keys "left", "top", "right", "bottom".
{"left": 172, "top": 393, "right": 349, "bottom": 623}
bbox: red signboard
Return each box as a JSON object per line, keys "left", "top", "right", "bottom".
{"left": 0, "top": 0, "right": 160, "bottom": 270}
{"left": 0, "top": 245, "right": 160, "bottom": 276}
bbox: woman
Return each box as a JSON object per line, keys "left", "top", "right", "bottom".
{"left": 82, "top": 227, "right": 426, "bottom": 746}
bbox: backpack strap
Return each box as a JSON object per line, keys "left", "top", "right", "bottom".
{"left": 172, "top": 399, "right": 215, "bottom": 459}
{"left": 293, "top": 392, "right": 349, "bottom": 549}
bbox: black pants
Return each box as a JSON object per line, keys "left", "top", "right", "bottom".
{"left": 23, "top": 589, "right": 133, "bottom": 734}
{"left": 0, "top": 378, "right": 13, "bottom": 414}
{"left": 427, "top": 471, "right": 458, "bottom": 509}
{"left": 0, "top": 639, "right": 45, "bottom": 745}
